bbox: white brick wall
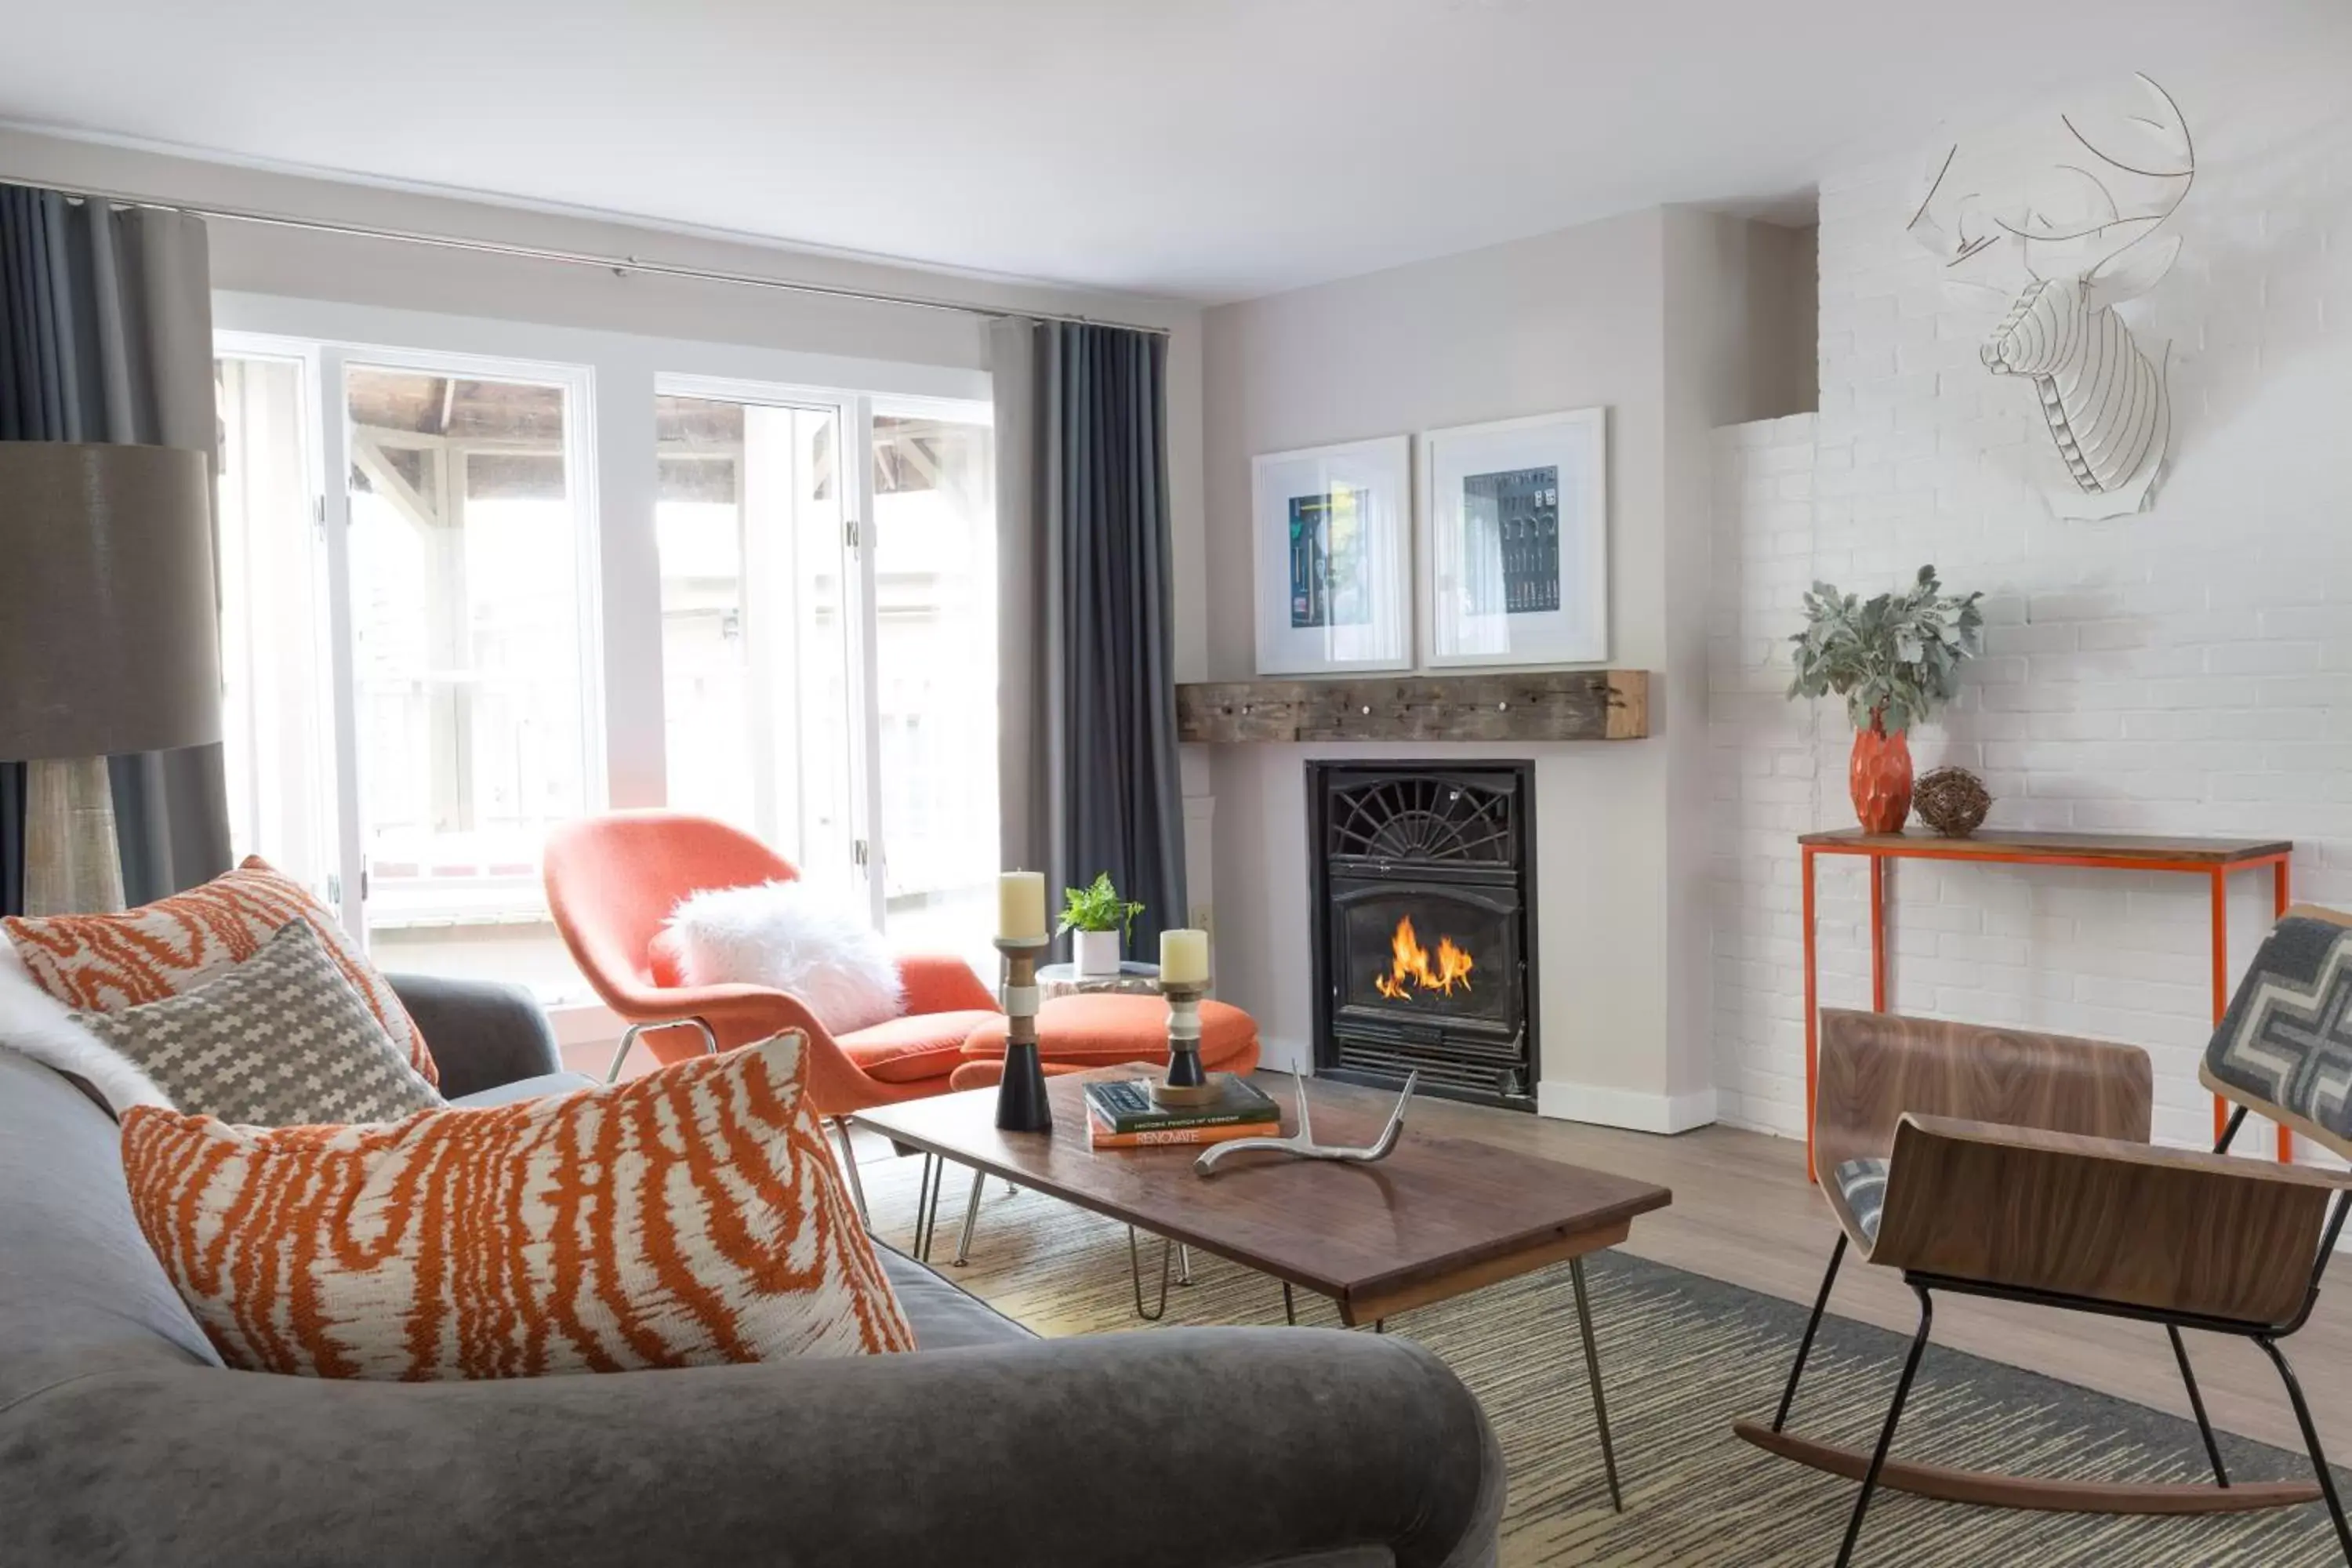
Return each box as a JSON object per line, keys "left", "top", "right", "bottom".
{"left": 1708, "top": 63, "right": 2352, "bottom": 1163}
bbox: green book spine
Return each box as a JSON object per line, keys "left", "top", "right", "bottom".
{"left": 1083, "top": 1080, "right": 1282, "bottom": 1135}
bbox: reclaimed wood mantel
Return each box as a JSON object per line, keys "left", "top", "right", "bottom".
{"left": 1175, "top": 670, "right": 1649, "bottom": 744}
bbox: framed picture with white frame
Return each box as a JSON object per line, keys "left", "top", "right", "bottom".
{"left": 1251, "top": 435, "right": 1413, "bottom": 676}
{"left": 1418, "top": 408, "right": 1608, "bottom": 668}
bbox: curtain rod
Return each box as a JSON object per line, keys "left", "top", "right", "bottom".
{"left": 15, "top": 175, "right": 1174, "bottom": 337}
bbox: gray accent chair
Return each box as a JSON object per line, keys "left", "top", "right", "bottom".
{"left": 2, "top": 974, "right": 1504, "bottom": 1568}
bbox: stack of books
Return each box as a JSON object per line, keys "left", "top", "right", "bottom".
{"left": 1083, "top": 1076, "right": 1282, "bottom": 1149}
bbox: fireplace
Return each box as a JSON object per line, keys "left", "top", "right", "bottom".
{"left": 1308, "top": 761, "right": 1537, "bottom": 1110}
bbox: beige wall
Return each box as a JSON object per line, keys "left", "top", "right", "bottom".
{"left": 1197, "top": 204, "right": 1809, "bottom": 1129}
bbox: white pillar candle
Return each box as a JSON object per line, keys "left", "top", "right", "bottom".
{"left": 997, "top": 871, "right": 1047, "bottom": 942}
{"left": 1160, "top": 927, "right": 1210, "bottom": 985}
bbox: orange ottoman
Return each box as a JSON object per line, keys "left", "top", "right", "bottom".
{"left": 952, "top": 993, "right": 1261, "bottom": 1091}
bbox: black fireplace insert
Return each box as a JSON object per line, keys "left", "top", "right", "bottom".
{"left": 1308, "top": 761, "right": 1537, "bottom": 1110}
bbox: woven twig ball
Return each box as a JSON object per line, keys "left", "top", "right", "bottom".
{"left": 1915, "top": 766, "right": 1991, "bottom": 837}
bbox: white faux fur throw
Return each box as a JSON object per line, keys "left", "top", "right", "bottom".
{"left": 0, "top": 939, "right": 175, "bottom": 1117}
{"left": 666, "top": 880, "right": 907, "bottom": 1036}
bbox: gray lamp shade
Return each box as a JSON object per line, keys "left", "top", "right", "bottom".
{"left": 0, "top": 442, "right": 222, "bottom": 760}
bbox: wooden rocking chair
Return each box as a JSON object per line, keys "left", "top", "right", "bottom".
{"left": 1736, "top": 905, "right": 2352, "bottom": 1566}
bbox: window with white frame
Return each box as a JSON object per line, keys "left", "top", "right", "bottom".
{"left": 652, "top": 382, "right": 1000, "bottom": 976}
{"left": 214, "top": 336, "right": 603, "bottom": 1003}
{"left": 216, "top": 305, "right": 1002, "bottom": 1007}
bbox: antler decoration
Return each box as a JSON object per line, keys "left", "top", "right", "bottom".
{"left": 1906, "top": 75, "right": 2195, "bottom": 521}
{"left": 1194, "top": 1069, "right": 1418, "bottom": 1174}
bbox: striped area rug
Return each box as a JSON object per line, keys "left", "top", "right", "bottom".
{"left": 862, "top": 1156, "right": 2348, "bottom": 1566}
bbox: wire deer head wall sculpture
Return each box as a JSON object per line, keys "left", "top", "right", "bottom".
{"left": 1907, "top": 75, "right": 2195, "bottom": 520}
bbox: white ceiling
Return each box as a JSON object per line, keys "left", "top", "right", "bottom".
{"left": 0, "top": 1, "right": 2339, "bottom": 302}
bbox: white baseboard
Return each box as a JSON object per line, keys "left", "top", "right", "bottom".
{"left": 1537, "top": 1079, "right": 1719, "bottom": 1134}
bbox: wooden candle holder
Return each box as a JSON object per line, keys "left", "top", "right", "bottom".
{"left": 993, "top": 935, "right": 1055, "bottom": 1132}
{"left": 1153, "top": 980, "right": 1219, "bottom": 1107}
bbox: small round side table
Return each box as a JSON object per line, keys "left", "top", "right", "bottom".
{"left": 1035, "top": 960, "right": 1162, "bottom": 1001}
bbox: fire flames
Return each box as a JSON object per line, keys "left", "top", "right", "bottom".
{"left": 1374, "top": 914, "right": 1475, "bottom": 1000}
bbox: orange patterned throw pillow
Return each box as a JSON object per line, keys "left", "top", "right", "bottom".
{"left": 121, "top": 1032, "right": 913, "bottom": 1378}
{"left": 2, "top": 855, "right": 437, "bottom": 1087}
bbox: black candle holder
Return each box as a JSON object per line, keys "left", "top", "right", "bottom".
{"left": 993, "top": 935, "right": 1054, "bottom": 1132}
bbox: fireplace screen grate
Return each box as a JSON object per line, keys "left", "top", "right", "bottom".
{"left": 1326, "top": 775, "right": 1515, "bottom": 867}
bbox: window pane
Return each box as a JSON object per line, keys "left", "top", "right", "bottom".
{"left": 872, "top": 405, "right": 997, "bottom": 972}
{"left": 215, "top": 354, "right": 336, "bottom": 895}
{"left": 343, "top": 365, "right": 590, "bottom": 996}
{"left": 657, "top": 394, "right": 858, "bottom": 900}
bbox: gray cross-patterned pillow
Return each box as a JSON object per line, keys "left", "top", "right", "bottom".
{"left": 2205, "top": 913, "right": 2352, "bottom": 1146}
{"left": 71, "top": 919, "right": 446, "bottom": 1127}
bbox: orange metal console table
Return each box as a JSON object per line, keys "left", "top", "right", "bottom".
{"left": 1799, "top": 827, "right": 2295, "bottom": 1179}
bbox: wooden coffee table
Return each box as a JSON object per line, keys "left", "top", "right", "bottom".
{"left": 852, "top": 1069, "right": 1672, "bottom": 1510}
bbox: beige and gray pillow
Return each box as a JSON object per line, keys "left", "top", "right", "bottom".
{"left": 72, "top": 920, "right": 445, "bottom": 1127}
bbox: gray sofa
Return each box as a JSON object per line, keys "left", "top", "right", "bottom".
{"left": 2, "top": 974, "right": 1504, "bottom": 1567}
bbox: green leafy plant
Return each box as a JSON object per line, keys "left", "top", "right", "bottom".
{"left": 1057, "top": 872, "right": 1145, "bottom": 944}
{"left": 1786, "top": 564, "right": 1984, "bottom": 733}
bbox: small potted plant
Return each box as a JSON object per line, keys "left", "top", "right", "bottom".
{"left": 1786, "top": 565, "right": 1984, "bottom": 833}
{"left": 1058, "top": 872, "right": 1145, "bottom": 978}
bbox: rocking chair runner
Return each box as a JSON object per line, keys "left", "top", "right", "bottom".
{"left": 1737, "top": 904, "right": 2352, "bottom": 1567}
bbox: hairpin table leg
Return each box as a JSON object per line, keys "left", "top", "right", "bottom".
{"left": 1128, "top": 1227, "right": 1173, "bottom": 1321}
{"left": 953, "top": 1167, "right": 986, "bottom": 1266}
{"left": 831, "top": 1117, "right": 871, "bottom": 1228}
{"left": 1571, "top": 1258, "right": 1624, "bottom": 1513}
{"left": 913, "top": 1154, "right": 942, "bottom": 1261}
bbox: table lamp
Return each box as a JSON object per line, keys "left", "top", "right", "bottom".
{"left": 0, "top": 443, "right": 221, "bottom": 914}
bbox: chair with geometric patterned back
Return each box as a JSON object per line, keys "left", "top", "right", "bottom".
{"left": 1735, "top": 906, "right": 2352, "bottom": 1567}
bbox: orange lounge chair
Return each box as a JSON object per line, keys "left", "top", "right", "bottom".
{"left": 543, "top": 810, "right": 1000, "bottom": 1221}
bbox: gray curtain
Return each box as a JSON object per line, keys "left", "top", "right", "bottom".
{"left": 0, "top": 183, "right": 228, "bottom": 913}
{"left": 993, "top": 318, "right": 1187, "bottom": 953}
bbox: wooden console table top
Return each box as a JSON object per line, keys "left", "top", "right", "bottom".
{"left": 852, "top": 1069, "right": 1671, "bottom": 1327}
{"left": 1798, "top": 827, "right": 2293, "bottom": 867}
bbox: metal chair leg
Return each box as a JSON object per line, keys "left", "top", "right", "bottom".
{"left": 832, "top": 1117, "right": 871, "bottom": 1228}
{"left": 1282, "top": 1281, "right": 1297, "bottom": 1325}
{"left": 1837, "top": 1284, "right": 1933, "bottom": 1568}
{"left": 2256, "top": 1336, "right": 2352, "bottom": 1564}
{"left": 1569, "top": 1257, "right": 1624, "bottom": 1513}
{"left": 953, "top": 1167, "right": 986, "bottom": 1266}
{"left": 1128, "top": 1227, "right": 1173, "bottom": 1321}
{"left": 1176, "top": 1245, "right": 1193, "bottom": 1285}
{"left": 606, "top": 1017, "right": 720, "bottom": 1083}
{"left": 1775, "top": 1232, "right": 1847, "bottom": 1432}
{"left": 604, "top": 1027, "right": 638, "bottom": 1084}
{"left": 2169, "top": 1325, "right": 2230, "bottom": 1488}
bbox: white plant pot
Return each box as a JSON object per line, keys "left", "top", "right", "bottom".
{"left": 1073, "top": 929, "right": 1123, "bottom": 977}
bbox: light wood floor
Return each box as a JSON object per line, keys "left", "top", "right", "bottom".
{"left": 1389, "top": 1094, "right": 2351, "bottom": 1461}
{"left": 855, "top": 1094, "right": 2348, "bottom": 1457}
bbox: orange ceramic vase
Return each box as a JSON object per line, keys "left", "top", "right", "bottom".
{"left": 1849, "top": 715, "right": 1913, "bottom": 833}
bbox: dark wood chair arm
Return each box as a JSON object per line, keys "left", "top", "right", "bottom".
{"left": 1871, "top": 1114, "right": 2346, "bottom": 1326}
{"left": 1815, "top": 1010, "right": 2154, "bottom": 1182}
